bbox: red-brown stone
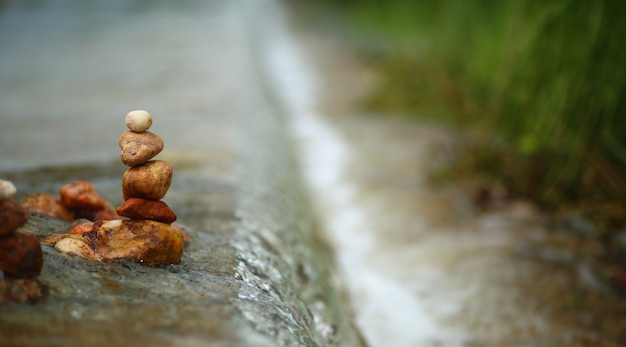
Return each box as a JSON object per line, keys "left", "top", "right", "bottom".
{"left": 0, "top": 233, "right": 43, "bottom": 278}
{"left": 0, "top": 277, "right": 47, "bottom": 303}
{"left": 0, "top": 199, "right": 28, "bottom": 236}
{"left": 22, "top": 194, "right": 74, "bottom": 221}
{"left": 116, "top": 198, "right": 177, "bottom": 224}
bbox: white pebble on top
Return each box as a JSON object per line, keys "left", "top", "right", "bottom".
{"left": 125, "top": 110, "right": 153, "bottom": 132}
{"left": 0, "top": 179, "right": 17, "bottom": 199}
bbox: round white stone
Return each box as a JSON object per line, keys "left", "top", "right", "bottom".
{"left": 0, "top": 179, "right": 17, "bottom": 199}
{"left": 125, "top": 110, "right": 153, "bottom": 132}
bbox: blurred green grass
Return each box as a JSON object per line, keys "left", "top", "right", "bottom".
{"left": 294, "top": 0, "right": 626, "bottom": 228}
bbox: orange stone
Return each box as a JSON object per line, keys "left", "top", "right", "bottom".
{"left": 0, "top": 199, "right": 28, "bottom": 236}
{"left": 59, "top": 180, "right": 107, "bottom": 212}
{"left": 68, "top": 220, "right": 95, "bottom": 235}
{"left": 59, "top": 181, "right": 121, "bottom": 221}
{"left": 0, "top": 233, "right": 43, "bottom": 278}
{"left": 116, "top": 198, "right": 177, "bottom": 224}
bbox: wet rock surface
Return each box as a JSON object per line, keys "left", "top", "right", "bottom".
{"left": 0, "top": 0, "right": 362, "bottom": 346}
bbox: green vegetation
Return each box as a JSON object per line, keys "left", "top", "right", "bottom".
{"left": 300, "top": 0, "right": 626, "bottom": 227}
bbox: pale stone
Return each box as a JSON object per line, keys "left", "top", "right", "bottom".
{"left": 53, "top": 235, "right": 102, "bottom": 262}
{"left": 125, "top": 110, "right": 152, "bottom": 132}
{"left": 0, "top": 179, "right": 16, "bottom": 199}
{"left": 47, "top": 220, "right": 184, "bottom": 265}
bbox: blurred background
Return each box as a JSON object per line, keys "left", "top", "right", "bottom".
{"left": 290, "top": 0, "right": 626, "bottom": 228}
{"left": 283, "top": 1, "right": 626, "bottom": 345}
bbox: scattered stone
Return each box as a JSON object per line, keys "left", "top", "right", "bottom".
{"left": 0, "top": 200, "right": 28, "bottom": 236}
{"left": 60, "top": 180, "right": 107, "bottom": 212}
{"left": 68, "top": 220, "right": 96, "bottom": 235}
{"left": 119, "top": 130, "right": 164, "bottom": 167}
{"left": 122, "top": 160, "right": 173, "bottom": 201}
{"left": 125, "top": 109, "right": 153, "bottom": 132}
{"left": 0, "top": 277, "right": 47, "bottom": 303}
{"left": 22, "top": 184, "right": 119, "bottom": 222}
{"left": 48, "top": 234, "right": 102, "bottom": 261}
{"left": 22, "top": 193, "right": 74, "bottom": 221}
{"left": 46, "top": 220, "right": 185, "bottom": 265}
{"left": 117, "top": 197, "right": 177, "bottom": 224}
{"left": 0, "top": 185, "right": 47, "bottom": 303}
{"left": 0, "top": 232, "right": 44, "bottom": 278}
{"left": 0, "top": 179, "right": 17, "bottom": 200}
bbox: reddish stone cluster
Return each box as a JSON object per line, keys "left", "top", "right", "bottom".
{"left": 22, "top": 181, "right": 119, "bottom": 222}
{"left": 0, "top": 184, "right": 46, "bottom": 302}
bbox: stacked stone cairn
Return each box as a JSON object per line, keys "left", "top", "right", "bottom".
{"left": 44, "top": 110, "right": 185, "bottom": 266}
{"left": 116, "top": 110, "right": 177, "bottom": 225}
{"left": 0, "top": 179, "right": 46, "bottom": 302}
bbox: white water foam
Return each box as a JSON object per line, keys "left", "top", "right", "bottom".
{"left": 260, "top": 5, "right": 468, "bottom": 347}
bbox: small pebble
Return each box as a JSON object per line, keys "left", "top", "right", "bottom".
{"left": 125, "top": 110, "right": 152, "bottom": 132}
{"left": 59, "top": 181, "right": 119, "bottom": 220}
{"left": 0, "top": 179, "right": 16, "bottom": 200}
{"left": 68, "top": 220, "right": 96, "bottom": 235}
{"left": 60, "top": 181, "right": 106, "bottom": 212}
{"left": 119, "top": 130, "right": 164, "bottom": 167}
{"left": 0, "top": 200, "right": 28, "bottom": 236}
{"left": 0, "top": 277, "right": 47, "bottom": 303}
{"left": 122, "top": 160, "right": 173, "bottom": 200}
{"left": 50, "top": 234, "right": 101, "bottom": 262}
{"left": 22, "top": 194, "right": 74, "bottom": 221}
{"left": 0, "top": 233, "right": 43, "bottom": 278}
